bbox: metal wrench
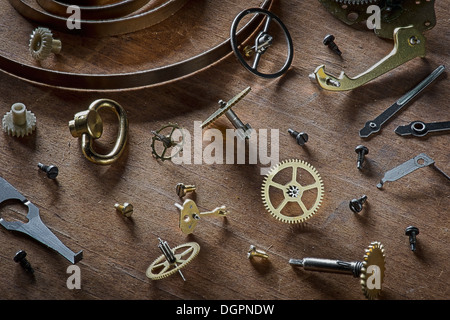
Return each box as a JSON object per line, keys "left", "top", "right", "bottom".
{"left": 0, "top": 177, "right": 83, "bottom": 264}
{"left": 359, "top": 65, "right": 446, "bottom": 138}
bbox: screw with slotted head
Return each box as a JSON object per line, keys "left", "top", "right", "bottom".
{"left": 288, "top": 129, "right": 308, "bottom": 146}
{"left": 37, "top": 163, "right": 59, "bottom": 179}
{"left": 355, "top": 145, "right": 369, "bottom": 170}
{"left": 247, "top": 245, "right": 269, "bottom": 259}
{"left": 115, "top": 203, "right": 133, "bottom": 217}
{"left": 176, "top": 183, "right": 196, "bottom": 198}
{"left": 349, "top": 195, "right": 368, "bottom": 213}
{"left": 14, "top": 250, "right": 34, "bottom": 274}
{"left": 405, "top": 226, "right": 419, "bottom": 252}
{"left": 323, "top": 34, "right": 342, "bottom": 56}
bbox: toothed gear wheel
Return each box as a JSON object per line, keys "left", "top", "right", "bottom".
{"left": 334, "top": 0, "right": 381, "bottom": 5}
{"left": 29, "top": 27, "right": 60, "bottom": 60}
{"left": 150, "top": 123, "right": 184, "bottom": 161}
{"left": 2, "top": 103, "right": 36, "bottom": 137}
{"left": 262, "top": 159, "right": 324, "bottom": 224}
{"left": 201, "top": 87, "right": 251, "bottom": 129}
{"left": 146, "top": 242, "right": 200, "bottom": 280}
{"left": 360, "top": 241, "right": 386, "bottom": 300}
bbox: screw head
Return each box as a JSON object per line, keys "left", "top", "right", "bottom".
{"left": 323, "top": 34, "right": 335, "bottom": 45}
{"left": 405, "top": 226, "right": 419, "bottom": 236}
{"left": 355, "top": 145, "right": 369, "bottom": 155}
{"left": 349, "top": 195, "right": 367, "bottom": 213}
{"left": 115, "top": 203, "right": 133, "bottom": 217}
{"left": 13, "top": 250, "right": 27, "bottom": 263}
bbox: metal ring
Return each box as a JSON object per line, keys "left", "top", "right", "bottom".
{"left": 0, "top": 0, "right": 273, "bottom": 90}
{"left": 230, "top": 7, "right": 294, "bottom": 79}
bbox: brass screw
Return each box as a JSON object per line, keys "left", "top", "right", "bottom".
{"left": 176, "top": 183, "right": 196, "bottom": 198}
{"left": 247, "top": 245, "right": 269, "bottom": 259}
{"left": 115, "top": 203, "right": 133, "bottom": 217}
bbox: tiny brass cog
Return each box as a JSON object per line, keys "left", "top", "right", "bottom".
{"left": 261, "top": 159, "right": 324, "bottom": 224}
{"left": 360, "top": 241, "right": 386, "bottom": 300}
{"left": 146, "top": 242, "right": 200, "bottom": 280}
{"left": 2, "top": 103, "right": 36, "bottom": 137}
{"left": 200, "top": 87, "right": 251, "bottom": 129}
{"left": 29, "top": 27, "right": 61, "bottom": 61}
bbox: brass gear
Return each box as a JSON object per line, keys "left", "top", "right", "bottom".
{"left": 360, "top": 241, "right": 386, "bottom": 299}
{"left": 2, "top": 103, "right": 36, "bottom": 137}
{"left": 261, "top": 159, "right": 324, "bottom": 223}
{"left": 200, "top": 87, "right": 251, "bottom": 129}
{"left": 29, "top": 27, "right": 61, "bottom": 61}
{"left": 146, "top": 242, "right": 200, "bottom": 280}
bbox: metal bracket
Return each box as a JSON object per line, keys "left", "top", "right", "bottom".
{"left": 0, "top": 177, "right": 83, "bottom": 264}
{"left": 377, "top": 153, "right": 450, "bottom": 189}
{"left": 175, "top": 199, "right": 228, "bottom": 234}
{"left": 313, "top": 25, "right": 426, "bottom": 91}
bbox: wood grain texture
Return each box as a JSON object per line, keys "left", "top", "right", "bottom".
{"left": 0, "top": 0, "right": 448, "bottom": 301}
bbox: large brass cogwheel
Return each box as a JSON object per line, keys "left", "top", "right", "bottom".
{"left": 146, "top": 242, "right": 200, "bottom": 280}
{"left": 261, "top": 159, "right": 324, "bottom": 223}
{"left": 360, "top": 241, "right": 386, "bottom": 300}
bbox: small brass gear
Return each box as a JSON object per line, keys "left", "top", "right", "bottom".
{"left": 29, "top": 27, "right": 62, "bottom": 61}
{"left": 200, "top": 86, "right": 251, "bottom": 129}
{"left": 261, "top": 159, "right": 324, "bottom": 223}
{"left": 2, "top": 103, "right": 36, "bottom": 137}
{"left": 360, "top": 241, "right": 386, "bottom": 299}
{"left": 146, "top": 242, "right": 200, "bottom": 280}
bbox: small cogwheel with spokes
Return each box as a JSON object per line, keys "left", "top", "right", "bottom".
{"left": 150, "top": 123, "right": 184, "bottom": 161}
{"left": 261, "top": 159, "right": 324, "bottom": 223}
{"left": 146, "top": 239, "right": 200, "bottom": 280}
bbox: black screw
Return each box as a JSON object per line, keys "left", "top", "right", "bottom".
{"left": 355, "top": 145, "right": 369, "bottom": 170}
{"left": 38, "top": 163, "right": 59, "bottom": 179}
{"left": 288, "top": 129, "right": 308, "bottom": 146}
{"left": 13, "top": 250, "right": 34, "bottom": 274}
{"left": 405, "top": 226, "right": 419, "bottom": 252}
{"left": 349, "top": 195, "right": 368, "bottom": 213}
{"left": 323, "top": 34, "right": 342, "bottom": 56}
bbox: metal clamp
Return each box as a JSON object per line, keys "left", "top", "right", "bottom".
{"left": 69, "top": 99, "right": 129, "bottom": 165}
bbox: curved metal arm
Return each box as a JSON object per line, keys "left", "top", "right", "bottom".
{"left": 313, "top": 26, "right": 426, "bottom": 91}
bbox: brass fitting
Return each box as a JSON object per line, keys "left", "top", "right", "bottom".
{"left": 115, "top": 203, "right": 133, "bottom": 217}
{"left": 69, "top": 99, "right": 128, "bottom": 165}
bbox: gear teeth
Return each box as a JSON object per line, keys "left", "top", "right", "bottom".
{"left": 146, "top": 242, "right": 200, "bottom": 280}
{"left": 360, "top": 241, "right": 386, "bottom": 299}
{"left": 261, "top": 159, "right": 324, "bottom": 224}
{"left": 2, "top": 105, "right": 37, "bottom": 138}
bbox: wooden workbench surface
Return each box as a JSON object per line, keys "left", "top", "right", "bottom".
{"left": 0, "top": 0, "right": 448, "bottom": 302}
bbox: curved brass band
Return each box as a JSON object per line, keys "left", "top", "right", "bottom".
{"left": 0, "top": 0, "right": 273, "bottom": 90}
{"left": 36, "top": 0, "right": 152, "bottom": 20}
{"left": 72, "top": 99, "right": 129, "bottom": 165}
{"left": 8, "top": 0, "right": 188, "bottom": 37}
